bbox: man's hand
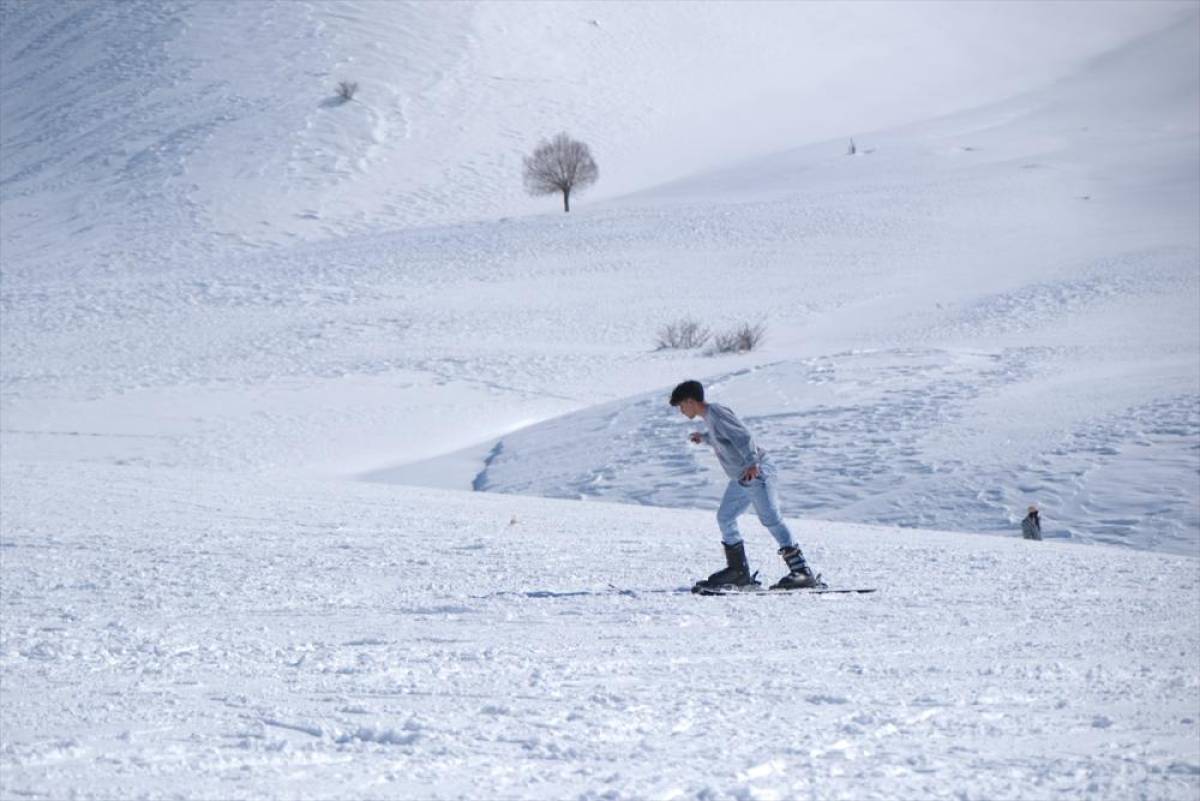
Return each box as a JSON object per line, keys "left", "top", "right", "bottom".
{"left": 741, "top": 464, "right": 759, "bottom": 482}
{"left": 689, "top": 432, "right": 705, "bottom": 444}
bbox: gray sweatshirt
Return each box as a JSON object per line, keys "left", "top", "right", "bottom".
{"left": 698, "top": 403, "right": 767, "bottom": 480}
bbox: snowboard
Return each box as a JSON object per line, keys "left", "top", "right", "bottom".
{"left": 691, "top": 581, "right": 876, "bottom": 596}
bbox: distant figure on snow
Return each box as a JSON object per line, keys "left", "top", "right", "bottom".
{"left": 1022, "top": 505, "right": 1043, "bottom": 540}
{"left": 670, "top": 379, "right": 823, "bottom": 592}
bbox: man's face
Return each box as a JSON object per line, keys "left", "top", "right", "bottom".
{"left": 678, "top": 399, "right": 701, "bottom": 419}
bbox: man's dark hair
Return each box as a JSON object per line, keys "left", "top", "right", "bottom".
{"left": 669, "top": 380, "right": 704, "bottom": 406}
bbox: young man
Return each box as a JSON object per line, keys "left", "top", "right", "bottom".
{"left": 669, "top": 379, "right": 822, "bottom": 590}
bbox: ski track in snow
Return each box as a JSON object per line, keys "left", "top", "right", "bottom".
{"left": 1, "top": 462, "right": 1198, "bottom": 800}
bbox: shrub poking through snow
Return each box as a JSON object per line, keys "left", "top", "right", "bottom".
{"left": 656, "top": 317, "right": 712, "bottom": 350}
{"left": 523, "top": 132, "right": 598, "bottom": 212}
{"left": 709, "top": 321, "right": 766, "bottom": 354}
{"left": 336, "top": 81, "right": 358, "bottom": 102}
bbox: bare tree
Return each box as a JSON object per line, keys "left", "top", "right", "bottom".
{"left": 523, "top": 132, "right": 598, "bottom": 212}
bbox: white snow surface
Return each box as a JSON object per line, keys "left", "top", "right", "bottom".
{"left": 2, "top": 1, "right": 1200, "bottom": 797}
{"left": 2, "top": 461, "right": 1199, "bottom": 800}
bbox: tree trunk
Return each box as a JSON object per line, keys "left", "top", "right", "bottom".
{"left": 562, "top": 188, "right": 570, "bottom": 213}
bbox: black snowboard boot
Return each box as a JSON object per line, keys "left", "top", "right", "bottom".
{"left": 694, "top": 541, "right": 756, "bottom": 590}
{"left": 770, "top": 546, "right": 825, "bottom": 590}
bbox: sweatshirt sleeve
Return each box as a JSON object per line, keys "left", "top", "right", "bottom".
{"left": 709, "top": 406, "right": 758, "bottom": 471}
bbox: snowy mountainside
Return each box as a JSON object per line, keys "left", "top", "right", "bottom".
{"left": 2, "top": 14, "right": 1197, "bottom": 554}
{"left": 1, "top": 0, "right": 1193, "bottom": 277}
{"left": 1, "top": 6, "right": 1199, "bottom": 797}
{"left": 375, "top": 18, "right": 1200, "bottom": 554}
{"left": 627, "top": 13, "right": 1200, "bottom": 206}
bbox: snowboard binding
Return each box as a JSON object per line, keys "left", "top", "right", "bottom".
{"left": 692, "top": 570, "right": 761, "bottom": 595}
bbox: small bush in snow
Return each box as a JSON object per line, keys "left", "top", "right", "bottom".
{"left": 656, "top": 317, "right": 711, "bottom": 350}
{"left": 709, "top": 321, "right": 766, "bottom": 355}
{"left": 336, "top": 81, "right": 358, "bottom": 102}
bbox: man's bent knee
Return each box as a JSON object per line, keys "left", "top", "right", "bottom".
{"left": 756, "top": 511, "right": 783, "bottom": 529}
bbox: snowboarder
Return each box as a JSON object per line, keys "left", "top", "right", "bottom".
{"left": 1022, "top": 504, "right": 1043, "bottom": 540}
{"left": 669, "top": 379, "right": 822, "bottom": 591}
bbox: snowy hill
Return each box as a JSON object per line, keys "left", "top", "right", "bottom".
{"left": 374, "top": 18, "right": 1200, "bottom": 553}
{"left": 1, "top": 1, "right": 1193, "bottom": 275}
{"left": 2, "top": 3, "right": 1199, "bottom": 796}
{"left": 0, "top": 7, "right": 1196, "bottom": 549}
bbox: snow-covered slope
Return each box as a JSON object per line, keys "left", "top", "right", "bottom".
{"left": 2, "top": 11, "right": 1196, "bottom": 555}
{"left": 377, "top": 19, "right": 1200, "bottom": 553}
{"left": 2, "top": 460, "right": 1197, "bottom": 799}
{"left": 3, "top": 13, "right": 1197, "bottom": 550}
{"left": 1, "top": 1, "right": 1193, "bottom": 275}
{"left": 2, "top": 4, "right": 1199, "bottom": 797}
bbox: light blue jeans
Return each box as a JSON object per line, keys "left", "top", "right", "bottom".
{"left": 717, "top": 462, "right": 797, "bottom": 549}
